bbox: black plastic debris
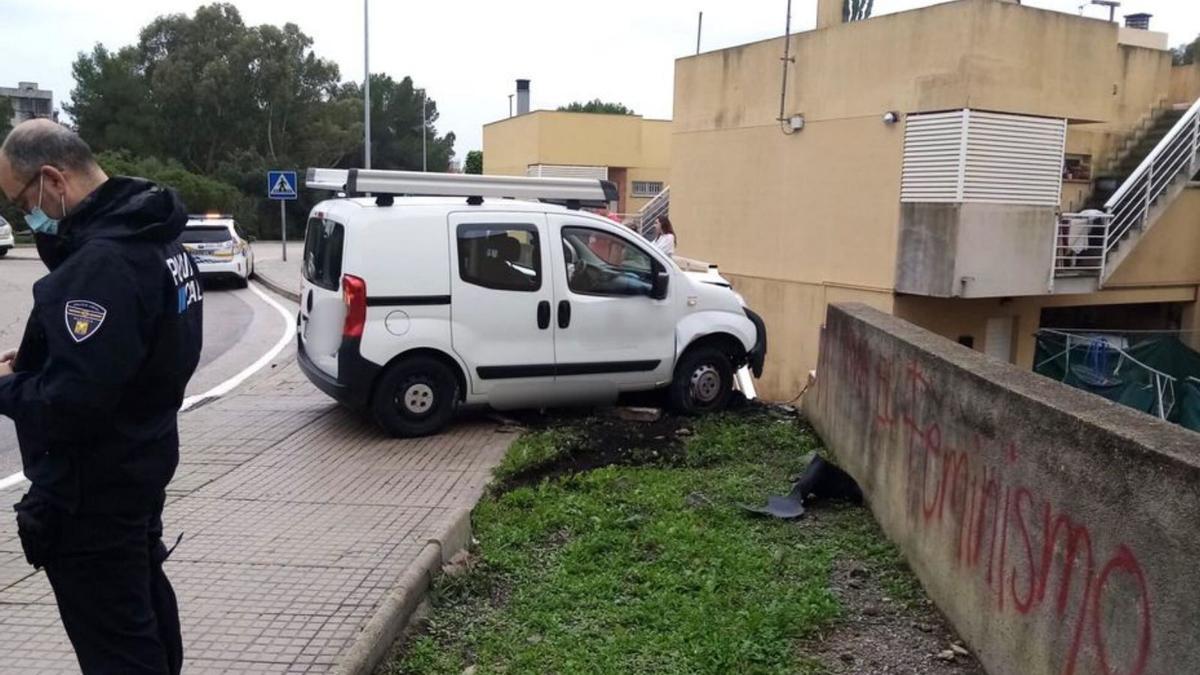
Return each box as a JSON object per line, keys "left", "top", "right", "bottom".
{"left": 740, "top": 455, "right": 863, "bottom": 519}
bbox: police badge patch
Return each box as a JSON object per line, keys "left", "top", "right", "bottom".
{"left": 64, "top": 300, "right": 107, "bottom": 343}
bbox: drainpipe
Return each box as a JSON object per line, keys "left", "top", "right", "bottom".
{"left": 777, "top": 0, "right": 796, "bottom": 134}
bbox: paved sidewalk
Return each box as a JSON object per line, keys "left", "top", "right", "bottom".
{"left": 0, "top": 355, "right": 512, "bottom": 672}
{"left": 254, "top": 243, "right": 303, "bottom": 302}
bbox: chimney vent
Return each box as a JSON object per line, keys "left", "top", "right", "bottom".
{"left": 1124, "top": 13, "right": 1151, "bottom": 30}
{"left": 516, "top": 79, "right": 530, "bottom": 115}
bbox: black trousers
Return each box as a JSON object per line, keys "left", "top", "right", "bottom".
{"left": 15, "top": 494, "right": 183, "bottom": 675}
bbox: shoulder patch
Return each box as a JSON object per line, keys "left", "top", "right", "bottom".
{"left": 64, "top": 300, "right": 107, "bottom": 343}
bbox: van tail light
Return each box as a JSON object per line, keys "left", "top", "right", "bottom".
{"left": 342, "top": 274, "right": 367, "bottom": 338}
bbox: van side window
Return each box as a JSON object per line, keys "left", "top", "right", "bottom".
{"left": 561, "top": 227, "right": 655, "bottom": 297}
{"left": 303, "top": 217, "right": 344, "bottom": 291}
{"left": 457, "top": 224, "right": 541, "bottom": 292}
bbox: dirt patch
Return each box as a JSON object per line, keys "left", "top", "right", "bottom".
{"left": 493, "top": 394, "right": 766, "bottom": 493}
{"left": 495, "top": 413, "right": 690, "bottom": 493}
{"left": 796, "top": 532, "right": 985, "bottom": 674}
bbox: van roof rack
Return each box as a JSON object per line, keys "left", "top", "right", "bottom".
{"left": 304, "top": 168, "right": 617, "bottom": 208}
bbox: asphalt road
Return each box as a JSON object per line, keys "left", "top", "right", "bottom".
{"left": 0, "top": 248, "right": 295, "bottom": 479}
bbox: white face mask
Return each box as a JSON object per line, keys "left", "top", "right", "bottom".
{"left": 24, "top": 174, "right": 65, "bottom": 236}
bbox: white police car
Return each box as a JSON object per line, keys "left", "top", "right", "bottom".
{"left": 296, "top": 168, "right": 767, "bottom": 438}
{"left": 0, "top": 216, "right": 14, "bottom": 257}
{"left": 180, "top": 214, "right": 255, "bottom": 287}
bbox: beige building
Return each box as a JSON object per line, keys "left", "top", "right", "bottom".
{"left": 671, "top": 0, "right": 1200, "bottom": 400}
{"left": 484, "top": 107, "right": 671, "bottom": 214}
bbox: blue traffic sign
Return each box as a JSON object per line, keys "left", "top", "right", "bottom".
{"left": 267, "top": 170, "right": 298, "bottom": 200}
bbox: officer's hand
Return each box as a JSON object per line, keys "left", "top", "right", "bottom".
{"left": 0, "top": 349, "right": 16, "bottom": 365}
{"left": 0, "top": 362, "right": 12, "bottom": 378}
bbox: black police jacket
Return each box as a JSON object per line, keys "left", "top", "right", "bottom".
{"left": 0, "top": 177, "right": 203, "bottom": 514}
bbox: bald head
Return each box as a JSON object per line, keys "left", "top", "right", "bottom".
{"left": 0, "top": 119, "right": 107, "bottom": 221}
{"left": 1, "top": 119, "right": 98, "bottom": 179}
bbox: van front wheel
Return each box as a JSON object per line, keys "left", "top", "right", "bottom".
{"left": 668, "top": 346, "right": 734, "bottom": 415}
{"left": 372, "top": 356, "right": 459, "bottom": 437}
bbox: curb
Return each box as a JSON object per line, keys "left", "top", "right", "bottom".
{"left": 332, "top": 506, "right": 474, "bottom": 675}
{"left": 253, "top": 272, "right": 300, "bottom": 303}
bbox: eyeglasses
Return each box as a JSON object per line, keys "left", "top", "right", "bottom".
{"left": 9, "top": 170, "right": 43, "bottom": 214}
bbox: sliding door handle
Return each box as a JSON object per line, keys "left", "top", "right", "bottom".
{"left": 537, "top": 300, "right": 551, "bottom": 330}
{"left": 557, "top": 300, "right": 571, "bottom": 329}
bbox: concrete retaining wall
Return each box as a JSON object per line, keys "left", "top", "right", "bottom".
{"left": 805, "top": 303, "right": 1200, "bottom": 675}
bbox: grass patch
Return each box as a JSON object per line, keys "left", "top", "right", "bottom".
{"left": 384, "top": 411, "right": 925, "bottom": 675}
{"left": 490, "top": 428, "right": 578, "bottom": 484}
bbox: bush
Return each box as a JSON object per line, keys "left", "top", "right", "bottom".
{"left": 96, "top": 151, "right": 263, "bottom": 236}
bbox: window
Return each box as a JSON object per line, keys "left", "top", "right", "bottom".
{"left": 631, "top": 181, "right": 664, "bottom": 198}
{"left": 302, "top": 217, "right": 345, "bottom": 291}
{"left": 457, "top": 224, "right": 541, "bottom": 292}
{"left": 562, "top": 227, "right": 655, "bottom": 297}
{"left": 1062, "top": 154, "right": 1092, "bottom": 182}
{"left": 181, "top": 226, "right": 233, "bottom": 244}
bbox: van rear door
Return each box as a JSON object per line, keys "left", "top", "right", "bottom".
{"left": 299, "top": 215, "right": 347, "bottom": 377}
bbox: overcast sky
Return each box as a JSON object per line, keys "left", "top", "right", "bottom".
{"left": 1, "top": 0, "right": 1196, "bottom": 160}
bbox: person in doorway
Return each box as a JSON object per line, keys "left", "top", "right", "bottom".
{"left": 653, "top": 215, "right": 676, "bottom": 256}
{"left": 0, "top": 119, "right": 203, "bottom": 674}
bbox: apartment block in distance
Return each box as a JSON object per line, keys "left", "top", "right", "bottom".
{"left": 484, "top": 80, "right": 670, "bottom": 214}
{"left": 670, "top": 0, "right": 1200, "bottom": 400}
{"left": 1, "top": 82, "right": 53, "bottom": 125}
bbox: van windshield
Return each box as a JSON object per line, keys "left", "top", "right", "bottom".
{"left": 303, "top": 217, "right": 345, "bottom": 291}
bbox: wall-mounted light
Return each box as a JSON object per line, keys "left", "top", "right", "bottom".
{"left": 882, "top": 111, "right": 900, "bottom": 125}
{"left": 788, "top": 114, "right": 805, "bottom": 132}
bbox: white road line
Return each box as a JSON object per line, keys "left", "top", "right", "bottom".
{"left": 179, "top": 282, "right": 294, "bottom": 410}
{"left": 1, "top": 282, "right": 296, "bottom": 492}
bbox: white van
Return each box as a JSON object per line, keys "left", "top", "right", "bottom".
{"left": 296, "top": 169, "right": 766, "bottom": 437}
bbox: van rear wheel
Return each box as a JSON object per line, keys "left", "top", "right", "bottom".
{"left": 668, "top": 346, "right": 734, "bottom": 415}
{"left": 372, "top": 356, "right": 459, "bottom": 437}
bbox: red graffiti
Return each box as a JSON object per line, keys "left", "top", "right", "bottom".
{"left": 824, "top": 325, "right": 1154, "bottom": 675}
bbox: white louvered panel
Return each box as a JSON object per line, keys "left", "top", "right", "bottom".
{"left": 901, "top": 110, "right": 965, "bottom": 202}
{"left": 525, "top": 164, "right": 609, "bottom": 180}
{"left": 963, "top": 112, "right": 1066, "bottom": 206}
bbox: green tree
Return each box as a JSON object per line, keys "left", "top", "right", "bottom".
{"left": 69, "top": 3, "right": 350, "bottom": 175}
{"left": 843, "top": 0, "right": 874, "bottom": 22}
{"left": 557, "top": 99, "right": 635, "bottom": 115}
{"left": 464, "top": 150, "right": 483, "bottom": 174}
{"left": 340, "top": 74, "right": 455, "bottom": 171}
{"left": 0, "top": 97, "right": 13, "bottom": 140}
{"left": 1173, "top": 34, "right": 1199, "bottom": 66}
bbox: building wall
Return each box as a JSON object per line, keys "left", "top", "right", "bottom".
{"left": 482, "top": 112, "right": 671, "bottom": 212}
{"left": 671, "top": 0, "right": 1190, "bottom": 399}
{"left": 725, "top": 273, "right": 893, "bottom": 399}
{"left": 893, "top": 286, "right": 1197, "bottom": 371}
{"left": 481, "top": 113, "right": 543, "bottom": 177}
{"left": 1107, "top": 187, "right": 1200, "bottom": 288}
{"left": 1170, "top": 63, "right": 1200, "bottom": 105}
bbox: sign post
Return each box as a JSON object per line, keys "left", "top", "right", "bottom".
{"left": 267, "top": 170, "right": 298, "bottom": 262}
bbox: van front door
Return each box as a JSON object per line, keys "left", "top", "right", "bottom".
{"left": 448, "top": 213, "right": 556, "bottom": 408}
{"left": 548, "top": 217, "right": 676, "bottom": 402}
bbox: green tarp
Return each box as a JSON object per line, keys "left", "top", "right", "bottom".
{"left": 1034, "top": 332, "right": 1200, "bottom": 432}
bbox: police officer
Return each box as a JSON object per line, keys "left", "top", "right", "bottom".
{"left": 0, "top": 119, "right": 202, "bottom": 674}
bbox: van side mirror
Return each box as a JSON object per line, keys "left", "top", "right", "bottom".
{"left": 650, "top": 268, "right": 670, "bottom": 300}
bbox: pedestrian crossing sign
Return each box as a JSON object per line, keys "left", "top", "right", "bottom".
{"left": 267, "top": 170, "right": 298, "bottom": 200}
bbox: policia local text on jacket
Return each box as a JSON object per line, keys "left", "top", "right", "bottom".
{"left": 0, "top": 177, "right": 203, "bottom": 674}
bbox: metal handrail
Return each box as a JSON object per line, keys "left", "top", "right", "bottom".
{"left": 636, "top": 186, "right": 670, "bottom": 237}
{"left": 1053, "top": 97, "right": 1200, "bottom": 282}
{"left": 1104, "top": 97, "right": 1200, "bottom": 208}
